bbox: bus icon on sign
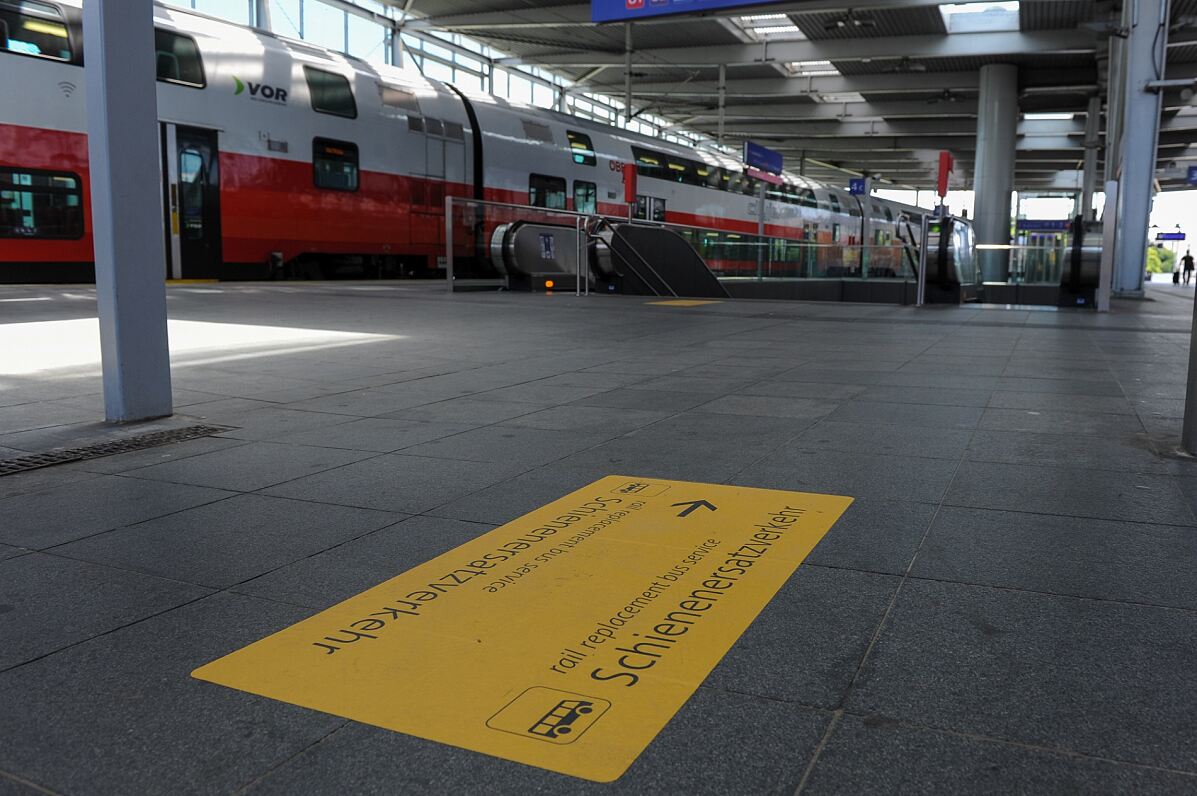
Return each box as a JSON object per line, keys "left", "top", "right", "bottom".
{"left": 487, "top": 687, "right": 611, "bottom": 745}
{"left": 614, "top": 481, "right": 670, "bottom": 497}
{"left": 626, "top": 0, "right": 644, "bottom": 8}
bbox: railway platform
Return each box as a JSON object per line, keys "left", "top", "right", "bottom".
{"left": 3, "top": 282, "right": 1197, "bottom": 793}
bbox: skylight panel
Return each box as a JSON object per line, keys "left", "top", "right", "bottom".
{"left": 940, "top": 2, "right": 1020, "bottom": 33}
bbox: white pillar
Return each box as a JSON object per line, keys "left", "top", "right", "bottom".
{"left": 84, "top": 0, "right": 173, "bottom": 422}
{"left": 1112, "top": 0, "right": 1169, "bottom": 296}
{"left": 973, "top": 63, "right": 1019, "bottom": 283}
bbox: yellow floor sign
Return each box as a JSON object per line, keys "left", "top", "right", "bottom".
{"left": 192, "top": 477, "right": 852, "bottom": 782}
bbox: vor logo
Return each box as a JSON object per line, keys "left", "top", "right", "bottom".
{"left": 233, "top": 76, "right": 288, "bottom": 104}
{"left": 487, "top": 687, "right": 610, "bottom": 745}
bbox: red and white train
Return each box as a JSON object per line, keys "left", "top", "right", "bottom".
{"left": 0, "top": 0, "right": 936, "bottom": 283}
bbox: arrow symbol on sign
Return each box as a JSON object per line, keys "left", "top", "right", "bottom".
{"left": 672, "top": 500, "right": 717, "bottom": 518}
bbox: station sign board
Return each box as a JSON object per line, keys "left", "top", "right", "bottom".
{"left": 1156, "top": 232, "right": 1186, "bottom": 241}
{"left": 848, "top": 178, "right": 867, "bottom": 195}
{"left": 742, "top": 141, "right": 783, "bottom": 175}
{"left": 1017, "top": 219, "right": 1070, "bottom": 232}
{"left": 592, "top": 0, "right": 788, "bottom": 23}
{"left": 1188, "top": 165, "right": 1197, "bottom": 186}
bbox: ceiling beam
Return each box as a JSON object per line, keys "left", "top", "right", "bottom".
{"left": 762, "top": 135, "right": 1087, "bottom": 151}
{"left": 402, "top": 0, "right": 1007, "bottom": 30}
{"left": 494, "top": 30, "right": 1097, "bottom": 68}
{"left": 681, "top": 98, "right": 988, "bottom": 120}
{"left": 694, "top": 117, "right": 1087, "bottom": 137}
{"left": 604, "top": 69, "right": 1099, "bottom": 98}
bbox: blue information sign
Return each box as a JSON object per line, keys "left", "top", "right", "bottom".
{"left": 1188, "top": 165, "right": 1197, "bottom": 186}
{"left": 1156, "top": 232, "right": 1186, "bottom": 241}
{"left": 742, "top": 141, "right": 783, "bottom": 174}
{"left": 593, "top": 0, "right": 787, "bottom": 23}
{"left": 1016, "top": 219, "right": 1070, "bottom": 232}
{"left": 848, "top": 178, "right": 867, "bottom": 195}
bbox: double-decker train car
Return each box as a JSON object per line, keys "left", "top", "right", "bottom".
{"left": 0, "top": 0, "right": 957, "bottom": 285}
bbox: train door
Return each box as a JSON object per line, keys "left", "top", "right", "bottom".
{"left": 162, "top": 124, "right": 222, "bottom": 279}
{"left": 634, "top": 195, "right": 665, "bottom": 222}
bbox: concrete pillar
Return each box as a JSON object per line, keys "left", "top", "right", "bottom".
{"left": 1081, "top": 94, "right": 1102, "bottom": 220}
{"left": 1112, "top": 0, "right": 1169, "bottom": 296}
{"left": 84, "top": 0, "right": 173, "bottom": 422}
{"left": 973, "top": 63, "right": 1019, "bottom": 283}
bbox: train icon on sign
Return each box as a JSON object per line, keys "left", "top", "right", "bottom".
{"left": 487, "top": 687, "right": 610, "bottom": 745}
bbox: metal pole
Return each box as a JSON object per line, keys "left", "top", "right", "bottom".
{"left": 253, "top": 0, "right": 272, "bottom": 30}
{"left": 575, "top": 215, "right": 582, "bottom": 297}
{"left": 717, "top": 64, "right": 726, "bottom": 146}
{"left": 624, "top": 23, "right": 633, "bottom": 126}
{"left": 1081, "top": 94, "right": 1101, "bottom": 221}
{"left": 445, "top": 195, "right": 454, "bottom": 294}
{"left": 756, "top": 181, "right": 766, "bottom": 281}
{"left": 916, "top": 214, "right": 930, "bottom": 306}
{"left": 85, "top": 0, "right": 173, "bottom": 422}
{"left": 389, "top": 26, "right": 404, "bottom": 68}
{"left": 1181, "top": 286, "right": 1197, "bottom": 453}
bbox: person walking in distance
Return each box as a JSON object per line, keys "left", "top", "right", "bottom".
{"left": 1184, "top": 249, "right": 1195, "bottom": 286}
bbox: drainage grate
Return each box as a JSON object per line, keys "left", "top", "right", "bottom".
{"left": 0, "top": 424, "right": 232, "bottom": 477}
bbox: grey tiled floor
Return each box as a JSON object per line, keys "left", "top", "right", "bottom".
{"left": 3, "top": 281, "right": 1197, "bottom": 794}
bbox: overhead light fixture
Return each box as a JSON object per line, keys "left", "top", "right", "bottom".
{"left": 823, "top": 10, "right": 877, "bottom": 32}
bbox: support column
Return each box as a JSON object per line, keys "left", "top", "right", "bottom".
{"left": 389, "top": 27, "right": 404, "bottom": 69}
{"left": 973, "top": 63, "right": 1019, "bottom": 283}
{"left": 84, "top": 0, "right": 173, "bottom": 422}
{"left": 253, "top": 0, "right": 271, "bottom": 30}
{"left": 717, "top": 64, "right": 727, "bottom": 146}
{"left": 1112, "top": 0, "right": 1169, "bottom": 296}
{"left": 1104, "top": 3, "right": 1129, "bottom": 184}
{"left": 624, "top": 23, "right": 633, "bottom": 126}
{"left": 1081, "top": 94, "right": 1102, "bottom": 220}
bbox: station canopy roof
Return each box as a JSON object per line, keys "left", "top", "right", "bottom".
{"left": 397, "top": 0, "right": 1197, "bottom": 192}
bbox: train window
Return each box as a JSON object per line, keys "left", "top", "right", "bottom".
{"left": 828, "top": 194, "right": 841, "bottom": 214}
{"left": 800, "top": 189, "right": 817, "bottom": 208}
{"left": 304, "top": 66, "right": 357, "bottom": 118}
{"left": 664, "top": 155, "right": 690, "bottom": 185}
{"left": 312, "top": 138, "right": 359, "bottom": 191}
{"left": 631, "top": 147, "right": 666, "bottom": 180}
{"left": 566, "top": 131, "right": 596, "bottom": 167}
{"left": 443, "top": 121, "right": 465, "bottom": 141}
{"left": 407, "top": 115, "right": 425, "bottom": 133}
{"left": 522, "top": 120, "right": 554, "bottom": 143}
{"left": 155, "top": 30, "right": 205, "bottom": 88}
{"left": 574, "top": 181, "right": 597, "bottom": 214}
{"left": 0, "top": 167, "right": 83, "bottom": 239}
{"left": 696, "top": 162, "right": 720, "bottom": 189}
{"left": 380, "top": 85, "right": 421, "bottom": 115}
{"left": 0, "top": 0, "right": 70, "bottom": 61}
{"left": 425, "top": 118, "right": 444, "bottom": 137}
{"left": 884, "top": 206, "right": 894, "bottom": 222}
{"left": 529, "top": 174, "right": 566, "bottom": 209}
